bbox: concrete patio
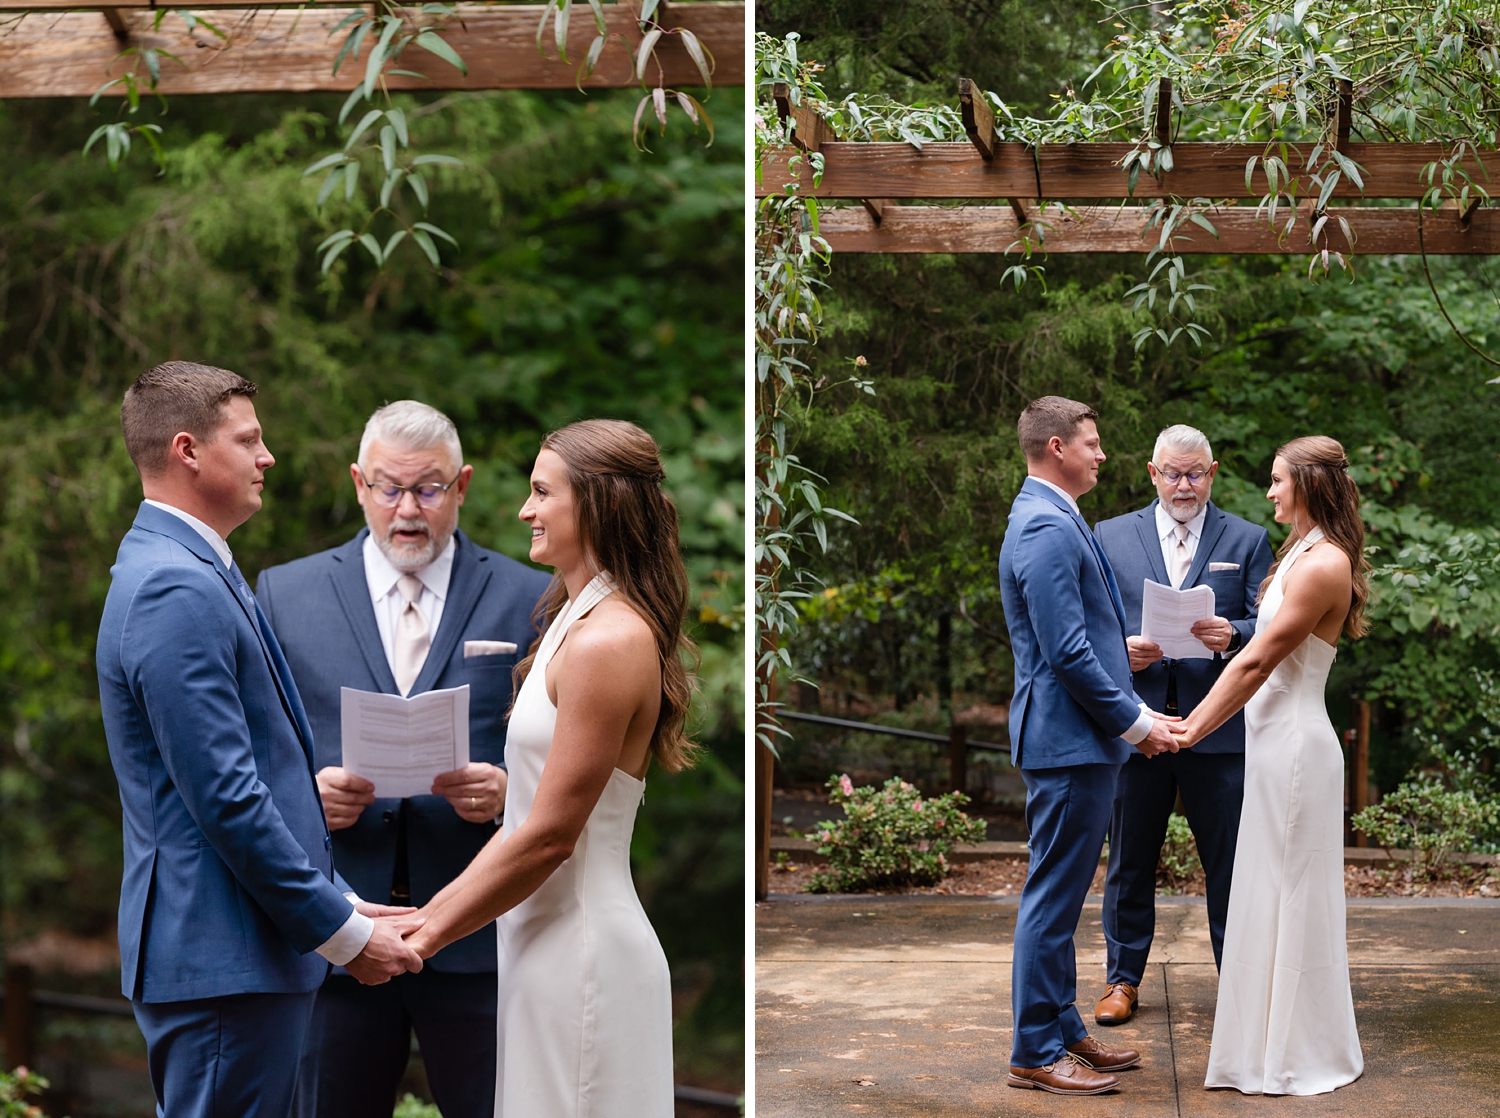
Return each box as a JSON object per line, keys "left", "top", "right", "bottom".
{"left": 755, "top": 893, "right": 1500, "bottom": 1116}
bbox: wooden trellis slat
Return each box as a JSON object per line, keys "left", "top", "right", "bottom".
{"left": 758, "top": 141, "right": 1500, "bottom": 201}
{"left": 0, "top": 2, "right": 744, "bottom": 97}
{"left": 812, "top": 203, "right": 1500, "bottom": 255}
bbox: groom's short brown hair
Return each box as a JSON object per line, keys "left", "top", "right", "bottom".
{"left": 1017, "top": 396, "right": 1099, "bottom": 461}
{"left": 121, "top": 361, "right": 257, "bottom": 477}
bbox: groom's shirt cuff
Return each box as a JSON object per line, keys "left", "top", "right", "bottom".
{"left": 1120, "top": 704, "right": 1155, "bottom": 746}
{"left": 316, "top": 900, "right": 374, "bottom": 966}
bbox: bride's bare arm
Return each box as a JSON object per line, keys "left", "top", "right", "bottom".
{"left": 1170, "top": 546, "right": 1351, "bottom": 748}
{"left": 403, "top": 616, "right": 657, "bottom": 957}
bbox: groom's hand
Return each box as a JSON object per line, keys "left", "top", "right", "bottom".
{"left": 1127, "top": 636, "right": 1164, "bottom": 672}
{"left": 317, "top": 766, "right": 376, "bottom": 831}
{"left": 1138, "top": 717, "right": 1181, "bottom": 757}
{"left": 345, "top": 913, "right": 426, "bottom": 985}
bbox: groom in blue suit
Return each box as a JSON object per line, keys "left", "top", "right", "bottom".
{"left": 999, "top": 397, "right": 1179, "bottom": 1096}
{"left": 97, "top": 363, "right": 423, "bottom": 1118}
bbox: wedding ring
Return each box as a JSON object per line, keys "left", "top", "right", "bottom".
{"left": 470, "top": 796, "right": 477, "bottom": 811}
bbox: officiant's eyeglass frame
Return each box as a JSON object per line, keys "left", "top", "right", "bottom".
{"left": 356, "top": 467, "right": 459, "bottom": 509}
{"left": 1152, "top": 465, "right": 1210, "bottom": 486}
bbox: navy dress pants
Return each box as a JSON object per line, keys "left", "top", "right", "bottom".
{"left": 1011, "top": 762, "right": 1121, "bottom": 1068}
{"left": 134, "top": 990, "right": 317, "bottom": 1118}
{"left": 293, "top": 968, "right": 496, "bottom": 1118}
{"left": 1102, "top": 748, "right": 1245, "bottom": 984}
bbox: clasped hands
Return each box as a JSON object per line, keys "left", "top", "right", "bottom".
{"left": 1128, "top": 634, "right": 1220, "bottom": 756}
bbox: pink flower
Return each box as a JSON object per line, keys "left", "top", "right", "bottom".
{"left": 912, "top": 799, "right": 923, "bottom": 812}
{"left": 839, "top": 774, "right": 854, "bottom": 797}
{"left": 918, "top": 841, "right": 930, "bottom": 852}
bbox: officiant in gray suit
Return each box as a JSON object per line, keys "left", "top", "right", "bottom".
{"left": 256, "top": 401, "right": 550, "bottom": 1118}
{"left": 1090, "top": 424, "right": 1273, "bottom": 1026}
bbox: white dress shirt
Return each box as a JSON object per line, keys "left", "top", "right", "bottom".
{"left": 1024, "top": 480, "right": 1153, "bottom": 746}
{"left": 363, "top": 533, "right": 456, "bottom": 676}
{"left": 142, "top": 499, "right": 372, "bottom": 965}
{"left": 1155, "top": 502, "right": 1208, "bottom": 585}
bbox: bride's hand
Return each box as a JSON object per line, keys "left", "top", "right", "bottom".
{"left": 401, "top": 907, "right": 438, "bottom": 959}
{"left": 1168, "top": 719, "right": 1200, "bottom": 749}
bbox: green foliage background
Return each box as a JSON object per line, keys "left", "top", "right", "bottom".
{"left": 760, "top": 0, "right": 1500, "bottom": 794}
{"left": 0, "top": 87, "right": 744, "bottom": 1086}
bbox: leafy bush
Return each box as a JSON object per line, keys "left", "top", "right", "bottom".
{"left": 1156, "top": 812, "right": 1203, "bottom": 893}
{"left": 806, "top": 774, "right": 987, "bottom": 892}
{"left": 0, "top": 1068, "right": 49, "bottom": 1118}
{"left": 1351, "top": 780, "right": 1500, "bottom": 876}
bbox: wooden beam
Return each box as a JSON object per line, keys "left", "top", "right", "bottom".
{"left": 861, "top": 197, "right": 893, "bottom": 224}
{"left": 758, "top": 141, "right": 1500, "bottom": 200}
{"left": 0, "top": 3, "right": 744, "bottom": 97}
{"left": 1335, "top": 78, "right": 1353, "bottom": 152}
{"left": 100, "top": 6, "right": 128, "bottom": 40}
{"left": 771, "top": 81, "right": 834, "bottom": 153}
{"left": 958, "top": 77, "right": 994, "bottom": 161}
{"left": 809, "top": 203, "right": 1500, "bottom": 254}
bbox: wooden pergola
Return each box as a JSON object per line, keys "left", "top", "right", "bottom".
{"left": 753, "top": 78, "right": 1478, "bottom": 898}
{"left": 757, "top": 81, "right": 1500, "bottom": 256}
{"left": 0, "top": 1, "right": 744, "bottom": 97}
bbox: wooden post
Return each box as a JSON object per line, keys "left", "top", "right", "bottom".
{"left": 1352, "top": 699, "right": 1371, "bottom": 847}
{"left": 948, "top": 723, "right": 969, "bottom": 795}
{"left": 101, "top": 6, "right": 128, "bottom": 40}
{"left": 1155, "top": 77, "right": 1173, "bottom": 148}
{"left": 1335, "top": 78, "right": 1353, "bottom": 153}
{"left": 860, "top": 198, "right": 894, "bottom": 225}
{"left": 958, "top": 77, "right": 995, "bottom": 161}
{"left": 3, "top": 961, "right": 37, "bottom": 1071}
{"left": 771, "top": 81, "right": 833, "bottom": 154}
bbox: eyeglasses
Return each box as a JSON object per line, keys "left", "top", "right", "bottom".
{"left": 1153, "top": 465, "right": 1210, "bottom": 486}
{"left": 357, "top": 467, "right": 459, "bottom": 509}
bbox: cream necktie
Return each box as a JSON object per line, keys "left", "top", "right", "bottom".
{"left": 393, "top": 574, "right": 430, "bottom": 696}
{"left": 1170, "top": 523, "right": 1192, "bottom": 589}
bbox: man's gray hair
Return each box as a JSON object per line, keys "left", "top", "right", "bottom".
{"left": 358, "top": 400, "right": 462, "bottom": 468}
{"left": 1152, "top": 423, "right": 1212, "bottom": 464}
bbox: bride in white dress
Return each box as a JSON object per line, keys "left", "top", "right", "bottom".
{"left": 1168, "top": 436, "right": 1368, "bottom": 1095}
{"left": 404, "top": 419, "right": 696, "bottom": 1117}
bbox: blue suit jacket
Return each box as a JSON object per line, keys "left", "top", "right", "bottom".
{"left": 255, "top": 528, "right": 551, "bottom": 973}
{"left": 97, "top": 504, "right": 352, "bottom": 1003}
{"left": 1093, "top": 500, "right": 1274, "bottom": 754}
{"left": 999, "top": 478, "right": 1142, "bottom": 770}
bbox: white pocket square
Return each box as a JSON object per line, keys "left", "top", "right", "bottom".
{"left": 1208, "top": 562, "right": 1240, "bottom": 572}
{"left": 464, "top": 640, "right": 517, "bottom": 657}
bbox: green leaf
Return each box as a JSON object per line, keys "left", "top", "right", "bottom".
{"left": 411, "top": 153, "right": 463, "bottom": 167}
{"left": 555, "top": 0, "right": 571, "bottom": 62}
{"left": 416, "top": 31, "right": 467, "bottom": 75}
{"left": 380, "top": 125, "right": 396, "bottom": 173}
{"left": 636, "top": 27, "right": 663, "bottom": 82}
{"left": 302, "top": 151, "right": 348, "bottom": 177}
{"left": 535, "top": 0, "right": 559, "bottom": 54}
{"left": 383, "top": 229, "right": 408, "bottom": 260}
{"left": 412, "top": 228, "right": 442, "bottom": 266}
{"left": 639, "top": 0, "right": 659, "bottom": 25}
{"left": 316, "top": 229, "right": 356, "bottom": 253}
{"left": 586, "top": 0, "right": 605, "bottom": 34}
{"left": 331, "top": 17, "right": 371, "bottom": 76}
{"left": 344, "top": 109, "right": 384, "bottom": 153}
{"left": 316, "top": 168, "right": 343, "bottom": 207}
{"left": 357, "top": 232, "right": 382, "bottom": 264}
{"left": 364, "top": 15, "right": 403, "bottom": 100}
{"left": 321, "top": 236, "right": 356, "bottom": 275}
{"left": 143, "top": 48, "right": 161, "bottom": 86}
{"left": 338, "top": 84, "right": 366, "bottom": 127}
{"left": 678, "top": 28, "right": 713, "bottom": 89}
{"left": 677, "top": 92, "right": 713, "bottom": 146}
{"left": 406, "top": 171, "right": 429, "bottom": 211}
{"left": 380, "top": 167, "right": 405, "bottom": 209}
{"left": 579, "top": 33, "right": 607, "bottom": 83}
{"left": 385, "top": 106, "right": 408, "bottom": 147}
{"left": 412, "top": 221, "right": 457, "bottom": 246}
{"left": 89, "top": 77, "right": 124, "bottom": 106}
{"left": 343, "top": 159, "right": 360, "bottom": 202}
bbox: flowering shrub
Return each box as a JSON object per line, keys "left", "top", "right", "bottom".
{"left": 0, "top": 1067, "right": 49, "bottom": 1118}
{"left": 805, "top": 774, "right": 988, "bottom": 893}
{"left": 1156, "top": 812, "right": 1203, "bottom": 893}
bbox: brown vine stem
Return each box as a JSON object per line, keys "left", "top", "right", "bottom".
{"left": 1415, "top": 203, "right": 1500, "bottom": 372}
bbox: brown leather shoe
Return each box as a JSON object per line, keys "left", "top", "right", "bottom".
{"left": 1067, "top": 1035, "right": 1141, "bottom": 1072}
{"left": 1094, "top": 982, "right": 1138, "bottom": 1025}
{"left": 1008, "top": 1052, "right": 1120, "bottom": 1095}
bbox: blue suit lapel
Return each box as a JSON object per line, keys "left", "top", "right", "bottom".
{"left": 1021, "top": 479, "right": 1128, "bottom": 631}
{"left": 1183, "top": 503, "right": 1228, "bottom": 589}
{"left": 132, "top": 505, "right": 317, "bottom": 764}
{"left": 411, "top": 531, "right": 492, "bottom": 696}
{"left": 328, "top": 530, "right": 401, "bottom": 695}
{"left": 1135, "top": 502, "right": 1172, "bottom": 585}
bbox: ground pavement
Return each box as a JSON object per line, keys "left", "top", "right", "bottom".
{"left": 755, "top": 893, "right": 1500, "bottom": 1116}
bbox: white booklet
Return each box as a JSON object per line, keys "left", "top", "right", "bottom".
{"left": 340, "top": 685, "right": 470, "bottom": 798}
{"left": 1140, "top": 579, "right": 1217, "bottom": 660}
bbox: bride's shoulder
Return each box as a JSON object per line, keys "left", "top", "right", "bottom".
{"left": 565, "top": 598, "right": 654, "bottom": 661}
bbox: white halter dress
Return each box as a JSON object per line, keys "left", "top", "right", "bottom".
{"left": 493, "top": 575, "right": 674, "bottom": 1117}
{"left": 1205, "top": 527, "right": 1363, "bottom": 1094}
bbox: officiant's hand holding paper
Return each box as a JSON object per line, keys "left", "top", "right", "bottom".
{"left": 1191, "top": 615, "right": 1236, "bottom": 653}
{"left": 1140, "top": 579, "right": 1218, "bottom": 660}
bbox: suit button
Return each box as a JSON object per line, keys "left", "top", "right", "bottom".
{"left": 382, "top": 810, "right": 395, "bottom": 824}
{"left": 324, "top": 835, "right": 332, "bottom": 850}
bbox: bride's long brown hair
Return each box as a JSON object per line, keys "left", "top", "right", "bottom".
{"left": 1258, "top": 435, "right": 1370, "bottom": 639}
{"left": 513, "top": 419, "right": 699, "bottom": 772}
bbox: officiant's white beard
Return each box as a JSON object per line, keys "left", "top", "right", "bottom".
{"left": 369, "top": 512, "right": 454, "bottom": 572}
{"left": 1163, "top": 487, "right": 1210, "bottom": 523}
